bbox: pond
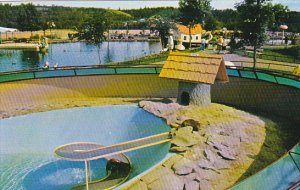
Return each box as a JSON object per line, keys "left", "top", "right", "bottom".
{"left": 0, "top": 41, "right": 162, "bottom": 72}
{"left": 0, "top": 105, "right": 170, "bottom": 190}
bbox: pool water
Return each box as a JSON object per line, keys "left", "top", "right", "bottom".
{"left": 0, "top": 105, "right": 170, "bottom": 190}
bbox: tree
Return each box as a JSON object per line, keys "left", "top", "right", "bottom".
{"left": 149, "top": 15, "right": 175, "bottom": 49}
{"left": 211, "top": 9, "right": 239, "bottom": 30}
{"left": 178, "top": 0, "right": 211, "bottom": 49}
{"left": 41, "top": 21, "right": 56, "bottom": 37}
{"left": 77, "top": 13, "right": 110, "bottom": 64}
{"left": 267, "top": 3, "right": 289, "bottom": 45}
{"left": 236, "top": 0, "right": 273, "bottom": 68}
{"left": 16, "top": 4, "right": 41, "bottom": 35}
{"left": 267, "top": 3, "right": 289, "bottom": 31}
{"left": 204, "top": 14, "right": 222, "bottom": 31}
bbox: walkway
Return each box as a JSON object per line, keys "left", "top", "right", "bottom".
{"left": 213, "top": 51, "right": 298, "bottom": 73}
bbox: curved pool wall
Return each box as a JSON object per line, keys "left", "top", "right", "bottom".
{"left": 0, "top": 66, "right": 300, "bottom": 189}
{"left": 0, "top": 105, "right": 171, "bottom": 190}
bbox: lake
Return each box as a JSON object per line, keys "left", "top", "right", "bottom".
{"left": 0, "top": 41, "right": 162, "bottom": 72}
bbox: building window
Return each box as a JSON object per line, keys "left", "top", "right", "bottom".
{"left": 196, "top": 36, "right": 198, "bottom": 40}
{"left": 184, "top": 36, "right": 187, "bottom": 40}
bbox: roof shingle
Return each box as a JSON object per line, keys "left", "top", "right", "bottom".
{"left": 159, "top": 52, "right": 229, "bottom": 84}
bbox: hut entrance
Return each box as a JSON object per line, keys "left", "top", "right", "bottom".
{"left": 181, "top": 92, "right": 190, "bottom": 105}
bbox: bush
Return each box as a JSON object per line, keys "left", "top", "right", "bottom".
{"left": 274, "top": 46, "right": 300, "bottom": 58}
{"left": 14, "top": 38, "right": 28, "bottom": 43}
{"left": 30, "top": 34, "right": 40, "bottom": 39}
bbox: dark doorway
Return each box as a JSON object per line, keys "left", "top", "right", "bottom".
{"left": 181, "top": 92, "right": 190, "bottom": 105}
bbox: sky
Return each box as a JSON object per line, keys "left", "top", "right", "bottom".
{"left": 0, "top": 0, "right": 299, "bottom": 11}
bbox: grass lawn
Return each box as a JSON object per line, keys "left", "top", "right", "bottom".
{"left": 237, "top": 46, "right": 300, "bottom": 64}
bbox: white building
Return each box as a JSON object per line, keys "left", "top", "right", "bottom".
{"left": 0, "top": 27, "right": 18, "bottom": 33}
{"left": 174, "top": 24, "right": 204, "bottom": 45}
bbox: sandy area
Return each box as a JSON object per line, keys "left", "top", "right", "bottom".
{"left": 0, "top": 97, "right": 143, "bottom": 119}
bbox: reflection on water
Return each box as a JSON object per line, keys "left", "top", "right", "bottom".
{"left": 0, "top": 41, "right": 161, "bottom": 72}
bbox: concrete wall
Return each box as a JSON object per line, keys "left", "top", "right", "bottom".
{"left": 1, "top": 74, "right": 299, "bottom": 123}
{"left": 212, "top": 77, "right": 300, "bottom": 123}
{"left": 0, "top": 74, "right": 178, "bottom": 110}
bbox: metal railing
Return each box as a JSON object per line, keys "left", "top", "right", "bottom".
{"left": 235, "top": 50, "right": 299, "bottom": 64}
{"left": 0, "top": 62, "right": 299, "bottom": 89}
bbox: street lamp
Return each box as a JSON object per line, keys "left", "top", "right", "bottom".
{"left": 280, "top": 25, "right": 288, "bottom": 45}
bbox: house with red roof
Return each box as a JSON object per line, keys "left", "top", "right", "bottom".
{"left": 173, "top": 24, "right": 204, "bottom": 45}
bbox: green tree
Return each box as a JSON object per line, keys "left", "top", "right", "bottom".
{"left": 268, "top": 3, "right": 289, "bottom": 31}
{"left": 77, "top": 13, "right": 110, "bottom": 64}
{"left": 16, "top": 4, "right": 41, "bottom": 35}
{"left": 212, "top": 9, "right": 239, "bottom": 30}
{"left": 236, "top": 0, "right": 272, "bottom": 68}
{"left": 204, "top": 14, "right": 222, "bottom": 31}
{"left": 149, "top": 15, "right": 175, "bottom": 49}
{"left": 287, "top": 11, "right": 300, "bottom": 33}
{"left": 178, "top": 0, "right": 211, "bottom": 49}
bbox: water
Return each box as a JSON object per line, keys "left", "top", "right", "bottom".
{"left": 0, "top": 105, "right": 170, "bottom": 190}
{"left": 0, "top": 41, "right": 162, "bottom": 72}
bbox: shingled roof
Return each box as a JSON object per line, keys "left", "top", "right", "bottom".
{"left": 177, "top": 24, "right": 203, "bottom": 35}
{"left": 159, "top": 52, "right": 229, "bottom": 84}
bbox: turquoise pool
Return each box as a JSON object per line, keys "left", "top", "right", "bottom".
{"left": 0, "top": 105, "right": 170, "bottom": 190}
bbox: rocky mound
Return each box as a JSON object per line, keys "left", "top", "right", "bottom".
{"left": 125, "top": 101, "right": 266, "bottom": 190}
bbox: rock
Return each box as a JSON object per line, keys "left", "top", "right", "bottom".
{"left": 141, "top": 166, "right": 174, "bottom": 184}
{"left": 204, "top": 149, "right": 219, "bottom": 162}
{"left": 212, "top": 142, "right": 229, "bottom": 151}
{"left": 128, "top": 180, "right": 148, "bottom": 190}
{"left": 139, "top": 101, "right": 181, "bottom": 118}
{"left": 148, "top": 173, "right": 184, "bottom": 190}
{"left": 185, "top": 181, "right": 200, "bottom": 190}
{"left": 175, "top": 166, "right": 193, "bottom": 175}
{"left": 163, "top": 154, "right": 184, "bottom": 168}
{"left": 199, "top": 179, "right": 213, "bottom": 190}
{"left": 170, "top": 128, "right": 177, "bottom": 136}
{"left": 171, "top": 126, "right": 200, "bottom": 147}
{"left": 178, "top": 173, "right": 199, "bottom": 182}
{"left": 194, "top": 168, "right": 219, "bottom": 181}
{"left": 198, "top": 159, "right": 216, "bottom": 171}
{"left": 181, "top": 119, "right": 201, "bottom": 131}
{"left": 173, "top": 157, "right": 194, "bottom": 170}
{"left": 217, "top": 149, "right": 236, "bottom": 160}
{"left": 213, "top": 159, "right": 230, "bottom": 170}
{"left": 170, "top": 146, "right": 189, "bottom": 152}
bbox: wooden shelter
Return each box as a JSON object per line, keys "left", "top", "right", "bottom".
{"left": 159, "top": 52, "right": 229, "bottom": 105}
